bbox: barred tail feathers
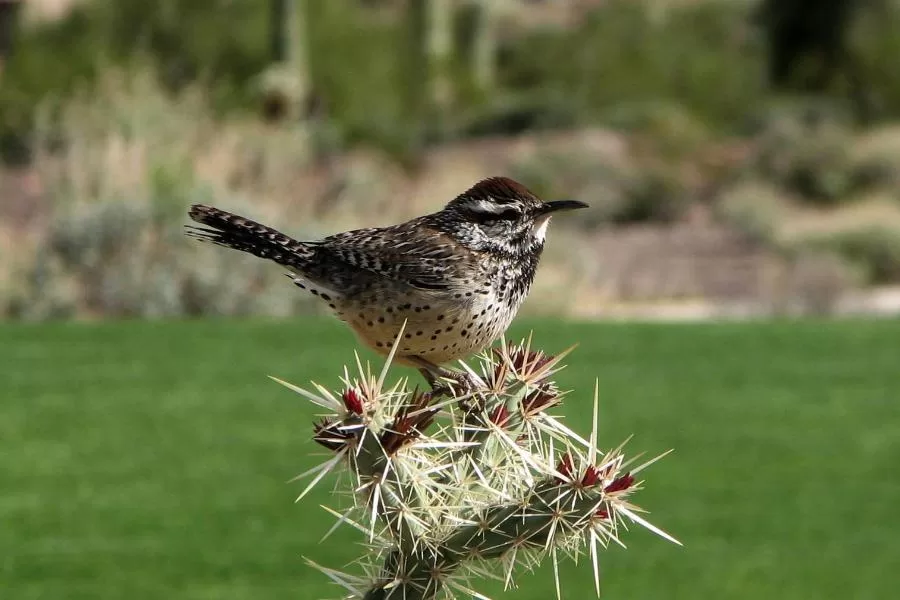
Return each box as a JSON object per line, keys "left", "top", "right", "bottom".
{"left": 186, "top": 204, "right": 313, "bottom": 271}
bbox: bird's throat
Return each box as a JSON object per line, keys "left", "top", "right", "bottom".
{"left": 531, "top": 215, "right": 552, "bottom": 242}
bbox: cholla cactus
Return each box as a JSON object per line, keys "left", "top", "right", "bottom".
{"left": 273, "top": 327, "right": 679, "bottom": 599}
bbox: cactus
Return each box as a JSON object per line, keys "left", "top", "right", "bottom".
{"left": 0, "top": 0, "right": 22, "bottom": 79}
{"left": 401, "top": 0, "right": 455, "bottom": 158}
{"left": 428, "top": 0, "right": 454, "bottom": 111}
{"left": 274, "top": 327, "right": 679, "bottom": 599}
{"left": 470, "top": 0, "right": 498, "bottom": 94}
{"left": 258, "top": 0, "right": 311, "bottom": 121}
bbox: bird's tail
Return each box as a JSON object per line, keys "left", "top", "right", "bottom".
{"left": 185, "top": 205, "right": 314, "bottom": 270}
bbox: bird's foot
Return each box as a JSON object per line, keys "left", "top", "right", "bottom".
{"left": 423, "top": 369, "right": 480, "bottom": 398}
{"left": 408, "top": 358, "right": 480, "bottom": 398}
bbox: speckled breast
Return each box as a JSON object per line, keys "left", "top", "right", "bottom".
{"left": 339, "top": 283, "right": 517, "bottom": 366}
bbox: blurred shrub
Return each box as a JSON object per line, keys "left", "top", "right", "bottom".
{"left": 850, "top": 0, "right": 900, "bottom": 121}
{"left": 600, "top": 100, "right": 715, "bottom": 160}
{"left": 776, "top": 251, "right": 860, "bottom": 316}
{"left": 613, "top": 164, "right": 693, "bottom": 225}
{"left": 1, "top": 69, "right": 326, "bottom": 320}
{"left": 28, "top": 69, "right": 315, "bottom": 209}
{"left": 509, "top": 126, "right": 694, "bottom": 227}
{"left": 0, "top": 0, "right": 403, "bottom": 161}
{"left": 452, "top": 91, "right": 580, "bottom": 139}
{"left": 509, "top": 140, "right": 631, "bottom": 226}
{"left": 747, "top": 102, "right": 858, "bottom": 205}
{"left": 1, "top": 3, "right": 235, "bottom": 143}
{"left": 502, "top": 0, "right": 764, "bottom": 131}
{"left": 7, "top": 0, "right": 900, "bottom": 164}
{"left": 716, "top": 180, "right": 790, "bottom": 244}
{"left": 512, "top": 152, "right": 691, "bottom": 226}
{"left": 4, "top": 195, "right": 319, "bottom": 320}
{"left": 793, "top": 226, "right": 900, "bottom": 284}
{"left": 848, "top": 125, "right": 900, "bottom": 190}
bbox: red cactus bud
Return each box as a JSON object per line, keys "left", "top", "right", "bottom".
{"left": 380, "top": 418, "right": 410, "bottom": 455}
{"left": 556, "top": 453, "right": 574, "bottom": 482}
{"left": 413, "top": 406, "right": 439, "bottom": 432}
{"left": 531, "top": 353, "right": 554, "bottom": 371}
{"left": 380, "top": 391, "right": 438, "bottom": 455}
{"left": 342, "top": 388, "right": 364, "bottom": 415}
{"left": 489, "top": 404, "right": 510, "bottom": 427}
{"left": 581, "top": 465, "right": 601, "bottom": 487}
{"left": 493, "top": 347, "right": 556, "bottom": 382}
{"left": 604, "top": 473, "right": 634, "bottom": 493}
{"left": 510, "top": 348, "right": 553, "bottom": 372}
{"left": 521, "top": 386, "right": 561, "bottom": 417}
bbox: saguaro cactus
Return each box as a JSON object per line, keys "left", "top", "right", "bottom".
{"left": 259, "top": 0, "right": 311, "bottom": 121}
{"left": 470, "top": 0, "right": 499, "bottom": 94}
{"left": 428, "top": 0, "right": 455, "bottom": 110}
{"left": 403, "top": 0, "right": 456, "bottom": 156}
{"left": 0, "top": 0, "right": 22, "bottom": 80}
{"left": 276, "top": 330, "right": 678, "bottom": 599}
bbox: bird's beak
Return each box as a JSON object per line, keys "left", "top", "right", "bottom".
{"left": 538, "top": 199, "right": 589, "bottom": 214}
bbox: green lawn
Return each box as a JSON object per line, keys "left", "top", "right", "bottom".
{"left": 2, "top": 318, "right": 899, "bottom": 599}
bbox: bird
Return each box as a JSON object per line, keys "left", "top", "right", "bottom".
{"left": 185, "top": 176, "right": 587, "bottom": 387}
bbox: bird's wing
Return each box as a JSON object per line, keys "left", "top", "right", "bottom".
{"left": 317, "top": 222, "right": 471, "bottom": 292}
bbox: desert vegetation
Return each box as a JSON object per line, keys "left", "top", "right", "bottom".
{"left": 2, "top": 0, "right": 900, "bottom": 320}
{"left": 3, "top": 5, "right": 898, "bottom": 598}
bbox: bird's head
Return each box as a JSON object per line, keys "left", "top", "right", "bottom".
{"left": 436, "top": 177, "right": 588, "bottom": 255}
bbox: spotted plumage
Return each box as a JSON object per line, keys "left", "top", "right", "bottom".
{"left": 186, "top": 176, "right": 587, "bottom": 381}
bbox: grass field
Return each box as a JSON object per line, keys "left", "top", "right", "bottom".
{"left": 2, "top": 318, "right": 899, "bottom": 599}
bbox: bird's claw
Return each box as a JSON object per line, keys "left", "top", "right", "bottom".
{"left": 419, "top": 366, "right": 480, "bottom": 398}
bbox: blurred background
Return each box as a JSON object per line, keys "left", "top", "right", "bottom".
{"left": 2, "top": 2, "right": 900, "bottom": 600}
{"left": 3, "top": 0, "right": 900, "bottom": 321}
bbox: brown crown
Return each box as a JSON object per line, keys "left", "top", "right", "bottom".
{"left": 463, "top": 177, "right": 539, "bottom": 202}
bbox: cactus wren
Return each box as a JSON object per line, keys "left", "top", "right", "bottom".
{"left": 186, "top": 176, "right": 587, "bottom": 385}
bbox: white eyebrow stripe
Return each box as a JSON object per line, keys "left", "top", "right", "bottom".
{"left": 469, "top": 199, "right": 519, "bottom": 214}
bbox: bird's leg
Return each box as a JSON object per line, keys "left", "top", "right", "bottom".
{"left": 405, "top": 356, "right": 478, "bottom": 397}
{"left": 417, "top": 366, "right": 441, "bottom": 390}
